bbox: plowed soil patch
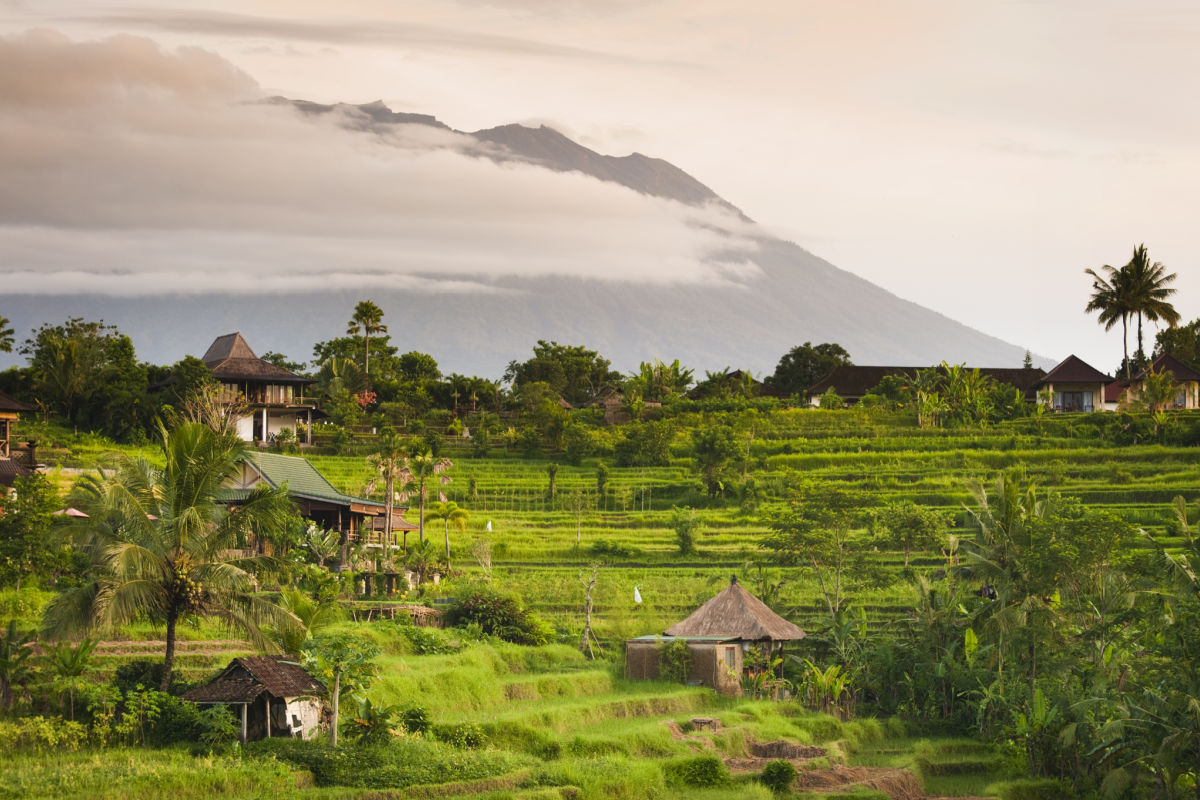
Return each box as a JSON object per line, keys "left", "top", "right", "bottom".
{"left": 794, "top": 765, "right": 924, "bottom": 800}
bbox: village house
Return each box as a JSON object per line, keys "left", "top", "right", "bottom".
{"left": 626, "top": 576, "right": 805, "bottom": 697}
{"left": 0, "top": 390, "right": 35, "bottom": 488}
{"left": 223, "top": 451, "right": 416, "bottom": 566}
{"left": 200, "top": 333, "right": 317, "bottom": 445}
{"left": 1103, "top": 353, "right": 1200, "bottom": 411}
{"left": 1033, "top": 355, "right": 1112, "bottom": 412}
{"left": 183, "top": 656, "right": 324, "bottom": 743}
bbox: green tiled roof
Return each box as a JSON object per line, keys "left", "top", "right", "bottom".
{"left": 242, "top": 452, "right": 381, "bottom": 509}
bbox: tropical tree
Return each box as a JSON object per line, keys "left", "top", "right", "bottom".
{"left": 1123, "top": 244, "right": 1179, "bottom": 362}
{"left": 38, "top": 637, "right": 97, "bottom": 720}
{"left": 269, "top": 587, "right": 343, "bottom": 655}
{"left": 43, "top": 422, "right": 299, "bottom": 690}
{"left": 397, "top": 448, "right": 452, "bottom": 545}
{"left": 301, "top": 631, "right": 380, "bottom": 748}
{"left": 871, "top": 502, "right": 949, "bottom": 567}
{"left": 425, "top": 500, "right": 469, "bottom": 570}
{"left": 0, "top": 621, "right": 34, "bottom": 711}
{"left": 346, "top": 300, "right": 387, "bottom": 376}
{"left": 0, "top": 315, "right": 13, "bottom": 353}
{"left": 1085, "top": 262, "right": 1133, "bottom": 378}
{"left": 367, "top": 428, "right": 407, "bottom": 557}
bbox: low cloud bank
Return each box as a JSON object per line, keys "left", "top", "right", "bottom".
{"left": 0, "top": 30, "right": 758, "bottom": 295}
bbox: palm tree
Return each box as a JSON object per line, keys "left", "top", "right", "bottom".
{"left": 43, "top": 422, "right": 298, "bottom": 691}
{"left": 1085, "top": 262, "right": 1133, "bottom": 378}
{"left": 39, "top": 637, "right": 97, "bottom": 720}
{"left": 397, "top": 448, "right": 452, "bottom": 546}
{"left": 425, "top": 500, "right": 469, "bottom": 572}
{"left": 367, "top": 429, "right": 407, "bottom": 557}
{"left": 1122, "top": 244, "right": 1179, "bottom": 361}
{"left": 269, "top": 587, "right": 343, "bottom": 655}
{"left": 346, "top": 301, "right": 387, "bottom": 376}
{"left": 0, "top": 315, "right": 13, "bottom": 353}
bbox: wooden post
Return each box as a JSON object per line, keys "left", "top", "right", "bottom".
{"left": 240, "top": 703, "right": 247, "bottom": 743}
{"left": 265, "top": 696, "right": 271, "bottom": 738}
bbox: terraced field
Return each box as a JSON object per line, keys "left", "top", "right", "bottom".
{"left": 306, "top": 409, "right": 1200, "bottom": 645}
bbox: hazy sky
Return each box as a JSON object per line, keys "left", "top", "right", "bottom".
{"left": 2, "top": 0, "right": 1198, "bottom": 371}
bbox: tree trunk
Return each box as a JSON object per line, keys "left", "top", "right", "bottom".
{"left": 418, "top": 479, "right": 426, "bottom": 544}
{"left": 385, "top": 474, "right": 395, "bottom": 556}
{"left": 161, "top": 608, "right": 178, "bottom": 692}
{"left": 444, "top": 521, "right": 451, "bottom": 573}
{"left": 1122, "top": 315, "right": 1130, "bottom": 379}
{"left": 329, "top": 669, "right": 341, "bottom": 748}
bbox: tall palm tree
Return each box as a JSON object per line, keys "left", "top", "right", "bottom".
{"left": 1085, "top": 262, "right": 1133, "bottom": 378}
{"left": 397, "top": 449, "right": 452, "bottom": 546}
{"left": 0, "top": 315, "right": 13, "bottom": 353}
{"left": 1122, "top": 244, "right": 1179, "bottom": 361}
{"left": 346, "top": 301, "right": 387, "bottom": 376}
{"left": 425, "top": 500, "right": 469, "bottom": 572}
{"left": 367, "top": 429, "right": 407, "bottom": 557}
{"left": 43, "top": 422, "right": 298, "bottom": 690}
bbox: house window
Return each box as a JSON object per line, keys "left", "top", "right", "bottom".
{"left": 724, "top": 647, "right": 737, "bottom": 668}
{"left": 1175, "top": 389, "right": 1187, "bottom": 408}
{"left": 1055, "top": 391, "right": 1092, "bottom": 412}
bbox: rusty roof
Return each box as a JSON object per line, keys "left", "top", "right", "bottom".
{"left": 182, "top": 655, "right": 324, "bottom": 704}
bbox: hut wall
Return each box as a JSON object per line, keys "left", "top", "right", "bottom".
{"left": 686, "top": 643, "right": 743, "bottom": 698}
{"left": 284, "top": 697, "right": 323, "bottom": 739}
{"left": 625, "top": 642, "right": 661, "bottom": 680}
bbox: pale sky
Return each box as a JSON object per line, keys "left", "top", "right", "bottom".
{"left": 2, "top": 0, "right": 1198, "bottom": 371}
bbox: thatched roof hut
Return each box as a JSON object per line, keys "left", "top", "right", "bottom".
{"left": 665, "top": 576, "right": 805, "bottom": 642}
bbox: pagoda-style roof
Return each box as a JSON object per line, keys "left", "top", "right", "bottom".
{"left": 665, "top": 577, "right": 805, "bottom": 642}
{"left": 1034, "top": 355, "right": 1112, "bottom": 386}
{"left": 183, "top": 656, "right": 323, "bottom": 704}
{"left": 0, "top": 391, "right": 34, "bottom": 413}
{"left": 202, "top": 333, "right": 310, "bottom": 384}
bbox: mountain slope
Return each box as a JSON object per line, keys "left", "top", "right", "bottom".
{"left": 1, "top": 101, "right": 1038, "bottom": 374}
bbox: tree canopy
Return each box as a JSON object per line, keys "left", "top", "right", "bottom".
{"left": 504, "top": 340, "right": 620, "bottom": 406}
{"left": 765, "top": 342, "right": 851, "bottom": 397}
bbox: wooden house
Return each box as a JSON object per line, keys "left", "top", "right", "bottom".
{"left": 223, "top": 451, "right": 416, "bottom": 564}
{"left": 201, "top": 333, "right": 316, "bottom": 445}
{"left": 183, "top": 656, "right": 324, "bottom": 742}
{"left": 806, "top": 365, "right": 1046, "bottom": 406}
{"left": 1033, "top": 355, "right": 1112, "bottom": 412}
{"left": 0, "top": 391, "right": 34, "bottom": 488}
{"left": 625, "top": 576, "right": 805, "bottom": 697}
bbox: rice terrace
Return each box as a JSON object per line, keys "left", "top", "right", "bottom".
{"left": 3, "top": 4, "right": 1200, "bottom": 799}
{"left": 3, "top": 294, "right": 1200, "bottom": 800}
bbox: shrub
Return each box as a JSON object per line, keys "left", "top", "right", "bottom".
{"left": 659, "top": 639, "right": 691, "bottom": 684}
{"left": 443, "top": 586, "right": 550, "bottom": 645}
{"left": 0, "top": 716, "right": 87, "bottom": 753}
{"left": 760, "top": 759, "right": 797, "bottom": 793}
{"left": 663, "top": 755, "right": 730, "bottom": 787}
{"left": 402, "top": 625, "right": 461, "bottom": 655}
{"left": 398, "top": 705, "right": 431, "bottom": 735}
{"left": 432, "top": 721, "right": 486, "bottom": 748}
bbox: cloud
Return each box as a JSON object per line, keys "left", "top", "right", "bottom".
{"left": 70, "top": 9, "right": 688, "bottom": 67}
{"left": 0, "top": 30, "right": 758, "bottom": 296}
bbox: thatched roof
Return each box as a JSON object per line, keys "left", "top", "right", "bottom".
{"left": 665, "top": 577, "right": 805, "bottom": 642}
{"left": 182, "top": 656, "right": 324, "bottom": 704}
{"left": 202, "top": 332, "right": 310, "bottom": 384}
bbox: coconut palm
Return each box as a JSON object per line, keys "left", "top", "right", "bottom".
{"left": 43, "top": 422, "right": 298, "bottom": 691}
{"left": 367, "top": 429, "right": 407, "bottom": 557}
{"left": 346, "top": 300, "right": 387, "bottom": 376}
{"left": 1122, "top": 244, "right": 1179, "bottom": 361}
{"left": 269, "top": 587, "right": 343, "bottom": 655}
{"left": 425, "top": 500, "right": 469, "bottom": 571}
{"left": 397, "top": 448, "right": 452, "bottom": 545}
{"left": 1085, "top": 262, "right": 1134, "bottom": 378}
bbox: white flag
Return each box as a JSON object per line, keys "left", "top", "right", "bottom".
{"left": 486, "top": 520, "right": 493, "bottom": 532}
{"left": 633, "top": 585, "right": 642, "bottom": 604}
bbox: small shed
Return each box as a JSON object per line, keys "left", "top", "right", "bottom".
{"left": 625, "top": 635, "right": 743, "bottom": 696}
{"left": 183, "top": 656, "right": 324, "bottom": 742}
{"left": 626, "top": 576, "right": 806, "bottom": 697}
